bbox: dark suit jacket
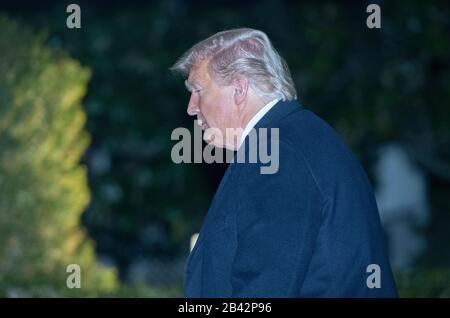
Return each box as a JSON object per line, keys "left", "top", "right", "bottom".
{"left": 185, "top": 100, "right": 398, "bottom": 297}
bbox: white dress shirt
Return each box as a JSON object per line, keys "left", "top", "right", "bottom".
{"left": 239, "top": 98, "right": 280, "bottom": 147}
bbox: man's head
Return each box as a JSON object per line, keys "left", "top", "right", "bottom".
{"left": 170, "top": 28, "right": 297, "bottom": 150}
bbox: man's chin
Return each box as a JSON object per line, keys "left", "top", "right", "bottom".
{"left": 203, "top": 137, "right": 223, "bottom": 148}
{"left": 203, "top": 137, "right": 236, "bottom": 151}
{"left": 203, "top": 127, "right": 238, "bottom": 151}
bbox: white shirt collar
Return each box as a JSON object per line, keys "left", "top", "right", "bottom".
{"left": 239, "top": 98, "right": 280, "bottom": 147}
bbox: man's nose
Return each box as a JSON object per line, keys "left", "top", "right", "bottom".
{"left": 187, "top": 94, "right": 199, "bottom": 116}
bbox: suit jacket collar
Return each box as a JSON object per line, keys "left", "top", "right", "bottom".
{"left": 253, "top": 99, "right": 304, "bottom": 129}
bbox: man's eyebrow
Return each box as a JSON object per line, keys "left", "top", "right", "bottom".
{"left": 185, "top": 79, "right": 200, "bottom": 90}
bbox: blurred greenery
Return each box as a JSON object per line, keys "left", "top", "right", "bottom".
{"left": 395, "top": 269, "right": 450, "bottom": 298}
{"left": 0, "top": 15, "right": 119, "bottom": 296}
{"left": 0, "top": 0, "right": 449, "bottom": 297}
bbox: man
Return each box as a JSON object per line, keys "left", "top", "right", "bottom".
{"left": 170, "top": 28, "right": 398, "bottom": 297}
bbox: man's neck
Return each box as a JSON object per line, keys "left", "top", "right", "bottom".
{"left": 238, "top": 96, "right": 268, "bottom": 130}
{"left": 236, "top": 97, "right": 280, "bottom": 149}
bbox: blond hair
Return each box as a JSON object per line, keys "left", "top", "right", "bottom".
{"left": 170, "top": 28, "right": 297, "bottom": 101}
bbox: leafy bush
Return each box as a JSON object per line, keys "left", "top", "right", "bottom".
{"left": 0, "top": 15, "right": 118, "bottom": 297}
{"left": 396, "top": 269, "right": 450, "bottom": 298}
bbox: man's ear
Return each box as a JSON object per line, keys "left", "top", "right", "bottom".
{"left": 232, "top": 75, "right": 248, "bottom": 106}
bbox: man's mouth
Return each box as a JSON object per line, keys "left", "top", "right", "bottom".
{"left": 197, "top": 118, "right": 208, "bottom": 130}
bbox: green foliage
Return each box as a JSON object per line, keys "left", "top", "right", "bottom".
{"left": 396, "top": 269, "right": 450, "bottom": 298}
{"left": 0, "top": 15, "right": 118, "bottom": 296}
